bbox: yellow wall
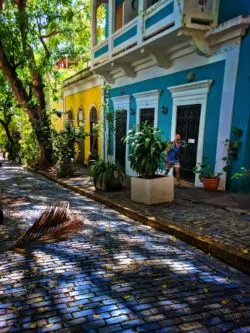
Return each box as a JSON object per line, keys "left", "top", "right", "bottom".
{"left": 64, "top": 85, "right": 102, "bottom": 165}
{"left": 50, "top": 100, "right": 64, "bottom": 132}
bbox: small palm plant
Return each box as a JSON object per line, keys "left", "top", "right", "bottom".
{"left": 89, "top": 159, "right": 125, "bottom": 191}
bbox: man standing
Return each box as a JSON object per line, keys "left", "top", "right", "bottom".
{"left": 165, "top": 133, "right": 182, "bottom": 188}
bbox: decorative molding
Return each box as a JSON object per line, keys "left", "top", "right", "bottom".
{"left": 168, "top": 80, "right": 213, "bottom": 187}
{"left": 120, "top": 64, "right": 136, "bottom": 78}
{"left": 111, "top": 95, "right": 130, "bottom": 111}
{"left": 63, "top": 76, "right": 103, "bottom": 97}
{"left": 149, "top": 51, "right": 170, "bottom": 69}
{"left": 178, "top": 28, "right": 212, "bottom": 56}
{"left": 168, "top": 80, "right": 213, "bottom": 101}
{"left": 101, "top": 71, "right": 115, "bottom": 84}
{"left": 133, "top": 89, "right": 161, "bottom": 129}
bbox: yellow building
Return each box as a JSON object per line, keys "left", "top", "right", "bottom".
{"left": 50, "top": 99, "right": 64, "bottom": 132}
{"left": 62, "top": 69, "right": 103, "bottom": 165}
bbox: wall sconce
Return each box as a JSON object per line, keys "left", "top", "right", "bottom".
{"left": 161, "top": 105, "right": 168, "bottom": 115}
{"left": 130, "top": 108, "right": 136, "bottom": 116}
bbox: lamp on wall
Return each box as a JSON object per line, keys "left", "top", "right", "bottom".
{"left": 161, "top": 105, "right": 168, "bottom": 115}
{"left": 130, "top": 108, "right": 136, "bottom": 116}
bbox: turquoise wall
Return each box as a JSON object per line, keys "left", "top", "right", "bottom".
{"left": 110, "top": 61, "right": 225, "bottom": 170}
{"left": 219, "top": 0, "right": 250, "bottom": 24}
{"left": 229, "top": 30, "right": 250, "bottom": 192}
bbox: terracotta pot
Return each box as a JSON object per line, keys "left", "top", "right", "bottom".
{"left": 202, "top": 177, "right": 220, "bottom": 191}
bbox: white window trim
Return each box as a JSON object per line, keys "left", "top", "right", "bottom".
{"left": 168, "top": 80, "right": 213, "bottom": 187}
{"left": 133, "top": 89, "right": 161, "bottom": 128}
{"left": 111, "top": 95, "right": 131, "bottom": 175}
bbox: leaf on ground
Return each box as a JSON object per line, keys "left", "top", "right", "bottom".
{"left": 204, "top": 288, "right": 209, "bottom": 293}
{"left": 241, "top": 248, "right": 249, "bottom": 254}
{"left": 221, "top": 299, "right": 230, "bottom": 305}
{"left": 162, "top": 284, "right": 168, "bottom": 289}
{"left": 36, "top": 297, "right": 43, "bottom": 302}
{"left": 45, "top": 324, "right": 53, "bottom": 328}
{"left": 123, "top": 295, "right": 131, "bottom": 301}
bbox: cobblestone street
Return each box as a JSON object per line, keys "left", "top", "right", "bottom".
{"left": 0, "top": 164, "right": 250, "bottom": 333}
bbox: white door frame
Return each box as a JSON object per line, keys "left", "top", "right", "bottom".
{"left": 111, "top": 95, "right": 131, "bottom": 174}
{"left": 168, "top": 80, "right": 213, "bottom": 187}
{"left": 133, "top": 89, "right": 161, "bottom": 128}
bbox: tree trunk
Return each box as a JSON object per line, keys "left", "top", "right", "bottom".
{"left": 32, "top": 111, "right": 53, "bottom": 167}
{"left": 0, "top": 119, "right": 14, "bottom": 144}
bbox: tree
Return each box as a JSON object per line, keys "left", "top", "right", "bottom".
{"left": 0, "top": 74, "right": 21, "bottom": 160}
{"left": 0, "top": 0, "right": 90, "bottom": 166}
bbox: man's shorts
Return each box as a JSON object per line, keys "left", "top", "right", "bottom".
{"left": 167, "top": 161, "right": 180, "bottom": 169}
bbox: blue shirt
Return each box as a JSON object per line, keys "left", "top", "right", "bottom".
{"left": 167, "top": 144, "right": 180, "bottom": 162}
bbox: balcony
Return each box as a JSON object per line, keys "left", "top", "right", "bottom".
{"left": 91, "top": 0, "right": 220, "bottom": 81}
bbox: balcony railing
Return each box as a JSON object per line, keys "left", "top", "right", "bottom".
{"left": 92, "top": 0, "right": 219, "bottom": 67}
{"left": 92, "top": 39, "right": 109, "bottom": 65}
{"left": 144, "top": 0, "right": 176, "bottom": 39}
{"left": 112, "top": 16, "right": 138, "bottom": 55}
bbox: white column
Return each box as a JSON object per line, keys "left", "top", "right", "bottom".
{"left": 108, "top": 0, "right": 115, "bottom": 59}
{"left": 215, "top": 44, "right": 241, "bottom": 191}
{"left": 137, "top": 0, "right": 145, "bottom": 45}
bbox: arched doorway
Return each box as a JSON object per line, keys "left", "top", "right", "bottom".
{"left": 76, "top": 107, "right": 85, "bottom": 163}
{"left": 89, "top": 106, "right": 98, "bottom": 159}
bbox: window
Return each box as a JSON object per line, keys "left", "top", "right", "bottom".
{"left": 77, "top": 107, "right": 84, "bottom": 127}
{"left": 140, "top": 108, "right": 155, "bottom": 126}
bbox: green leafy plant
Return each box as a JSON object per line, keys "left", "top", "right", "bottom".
{"left": 232, "top": 167, "right": 250, "bottom": 180}
{"left": 124, "top": 123, "right": 169, "bottom": 178}
{"left": 89, "top": 159, "right": 125, "bottom": 191}
{"left": 52, "top": 122, "right": 85, "bottom": 177}
{"left": 223, "top": 127, "right": 243, "bottom": 172}
{"left": 193, "top": 159, "right": 222, "bottom": 180}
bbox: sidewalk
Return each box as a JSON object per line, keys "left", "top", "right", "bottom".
{"left": 35, "top": 166, "right": 250, "bottom": 274}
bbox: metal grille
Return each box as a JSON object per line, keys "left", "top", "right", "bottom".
{"left": 115, "top": 110, "right": 127, "bottom": 170}
{"left": 140, "top": 108, "right": 154, "bottom": 127}
{"left": 176, "top": 104, "right": 201, "bottom": 182}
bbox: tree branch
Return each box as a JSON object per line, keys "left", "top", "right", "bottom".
{"left": 0, "top": 39, "right": 37, "bottom": 122}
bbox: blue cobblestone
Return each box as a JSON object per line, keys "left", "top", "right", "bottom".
{"left": 0, "top": 164, "right": 250, "bottom": 333}
{"left": 106, "top": 315, "right": 129, "bottom": 325}
{"left": 73, "top": 309, "right": 95, "bottom": 318}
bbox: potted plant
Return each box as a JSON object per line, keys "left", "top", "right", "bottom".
{"left": 193, "top": 160, "right": 222, "bottom": 191}
{"left": 125, "top": 123, "right": 173, "bottom": 205}
{"left": 89, "top": 159, "right": 125, "bottom": 191}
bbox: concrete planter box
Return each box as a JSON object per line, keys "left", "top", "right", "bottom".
{"left": 131, "top": 176, "right": 174, "bottom": 205}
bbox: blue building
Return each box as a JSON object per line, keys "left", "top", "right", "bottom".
{"left": 91, "top": 0, "right": 250, "bottom": 192}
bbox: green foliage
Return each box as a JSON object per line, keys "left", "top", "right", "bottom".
{"left": 52, "top": 121, "right": 85, "bottom": 177}
{"left": 0, "top": 0, "right": 91, "bottom": 164}
{"left": 19, "top": 115, "right": 40, "bottom": 167}
{"left": 232, "top": 167, "right": 250, "bottom": 180}
{"left": 193, "top": 158, "right": 222, "bottom": 180}
{"left": 89, "top": 159, "right": 125, "bottom": 191}
{"left": 223, "top": 127, "right": 243, "bottom": 172}
{"left": 125, "top": 123, "right": 169, "bottom": 178}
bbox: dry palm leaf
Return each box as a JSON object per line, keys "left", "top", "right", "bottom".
{"left": 13, "top": 201, "right": 83, "bottom": 248}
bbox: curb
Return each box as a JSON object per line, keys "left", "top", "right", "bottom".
{"left": 30, "top": 168, "right": 250, "bottom": 275}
